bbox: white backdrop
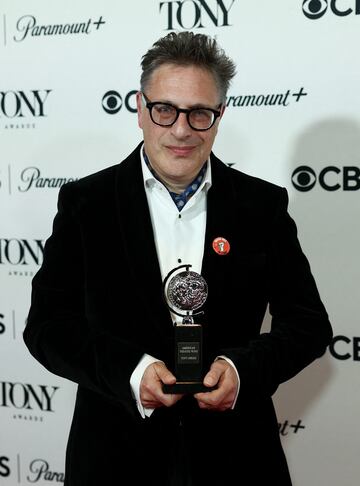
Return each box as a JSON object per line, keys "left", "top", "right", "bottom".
{"left": 1, "top": 1, "right": 359, "bottom": 485}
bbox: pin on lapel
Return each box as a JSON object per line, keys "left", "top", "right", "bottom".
{"left": 212, "top": 237, "right": 230, "bottom": 255}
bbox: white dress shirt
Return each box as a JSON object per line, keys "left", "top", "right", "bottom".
{"left": 130, "top": 147, "right": 239, "bottom": 417}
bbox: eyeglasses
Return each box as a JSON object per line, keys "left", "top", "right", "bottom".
{"left": 141, "top": 93, "right": 222, "bottom": 131}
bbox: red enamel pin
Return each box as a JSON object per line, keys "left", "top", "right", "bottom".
{"left": 212, "top": 237, "right": 230, "bottom": 255}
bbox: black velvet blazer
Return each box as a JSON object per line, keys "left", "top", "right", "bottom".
{"left": 24, "top": 143, "right": 332, "bottom": 486}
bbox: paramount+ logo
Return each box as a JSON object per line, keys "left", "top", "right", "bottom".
{"left": 291, "top": 165, "right": 360, "bottom": 191}
{"left": 302, "top": 0, "right": 360, "bottom": 19}
{"left": 1, "top": 456, "right": 65, "bottom": 482}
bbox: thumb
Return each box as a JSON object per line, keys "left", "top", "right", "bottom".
{"left": 203, "top": 370, "right": 219, "bottom": 387}
{"left": 154, "top": 362, "right": 176, "bottom": 385}
{"left": 203, "top": 362, "right": 223, "bottom": 387}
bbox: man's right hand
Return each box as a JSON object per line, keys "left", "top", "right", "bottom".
{"left": 140, "top": 362, "right": 184, "bottom": 409}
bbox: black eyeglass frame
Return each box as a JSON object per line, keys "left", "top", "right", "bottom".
{"left": 141, "top": 93, "right": 223, "bottom": 132}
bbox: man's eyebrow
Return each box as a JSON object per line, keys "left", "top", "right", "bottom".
{"left": 155, "top": 99, "right": 218, "bottom": 109}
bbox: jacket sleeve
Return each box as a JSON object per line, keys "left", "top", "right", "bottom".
{"left": 221, "top": 187, "right": 333, "bottom": 398}
{"left": 23, "top": 183, "right": 144, "bottom": 415}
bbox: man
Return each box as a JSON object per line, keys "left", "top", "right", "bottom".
{"left": 24, "top": 32, "right": 332, "bottom": 485}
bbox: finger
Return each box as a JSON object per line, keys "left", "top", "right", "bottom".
{"left": 142, "top": 382, "right": 175, "bottom": 408}
{"left": 140, "top": 364, "right": 182, "bottom": 408}
{"left": 195, "top": 394, "right": 233, "bottom": 411}
{"left": 195, "top": 386, "right": 223, "bottom": 405}
{"left": 141, "top": 399, "right": 162, "bottom": 409}
{"left": 203, "top": 369, "right": 220, "bottom": 388}
{"left": 158, "top": 391, "right": 185, "bottom": 407}
{"left": 203, "top": 360, "right": 228, "bottom": 387}
{"left": 195, "top": 394, "right": 232, "bottom": 410}
{"left": 154, "top": 362, "right": 177, "bottom": 385}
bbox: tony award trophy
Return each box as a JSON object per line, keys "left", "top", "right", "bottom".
{"left": 162, "top": 264, "right": 213, "bottom": 394}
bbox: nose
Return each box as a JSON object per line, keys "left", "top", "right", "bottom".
{"left": 170, "top": 112, "right": 192, "bottom": 139}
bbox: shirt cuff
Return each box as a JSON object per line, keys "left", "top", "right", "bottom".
{"left": 130, "top": 354, "right": 162, "bottom": 419}
{"left": 215, "top": 355, "right": 240, "bottom": 409}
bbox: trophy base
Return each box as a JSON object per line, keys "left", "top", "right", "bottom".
{"left": 163, "top": 381, "right": 216, "bottom": 394}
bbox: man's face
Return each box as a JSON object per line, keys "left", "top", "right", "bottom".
{"left": 136, "top": 63, "right": 224, "bottom": 188}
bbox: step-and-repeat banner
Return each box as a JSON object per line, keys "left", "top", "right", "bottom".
{"left": 1, "top": 1, "right": 359, "bottom": 485}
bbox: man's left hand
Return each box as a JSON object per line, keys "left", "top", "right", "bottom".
{"left": 194, "top": 359, "right": 238, "bottom": 411}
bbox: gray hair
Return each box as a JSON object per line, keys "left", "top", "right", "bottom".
{"left": 140, "top": 31, "right": 236, "bottom": 103}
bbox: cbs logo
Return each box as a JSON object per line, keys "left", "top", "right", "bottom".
{"left": 102, "top": 90, "right": 137, "bottom": 114}
{"left": 302, "top": 0, "right": 359, "bottom": 19}
{"left": 0, "top": 313, "right": 5, "bottom": 335}
{"left": 329, "top": 335, "right": 360, "bottom": 361}
{"left": 291, "top": 165, "right": 360, "bottom": 191}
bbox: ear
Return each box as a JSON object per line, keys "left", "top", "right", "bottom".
{"left": 214, "top": 104, "right": 226, "bottom": 135}
{"left": 136, "top": 91, "right": 144, "bottom": 129}
{"left": 219, "top": 103, "right": 226, "bottom": 119}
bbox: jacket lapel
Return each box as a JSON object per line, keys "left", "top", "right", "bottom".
{"left": 114, "top": 144, "right": 173, "bottom": 332}
{"left": 201, "top": 153, "right": 239, "bottom": 305}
